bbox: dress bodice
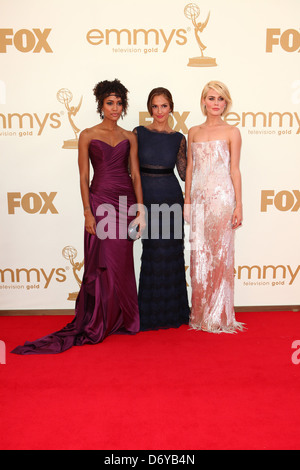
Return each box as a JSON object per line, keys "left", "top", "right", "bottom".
{"left": 134, "top": 126, "right": 187, "bottom": 180}
{"left": 89, "top": 138, "right": 130, "bottom": 176}
{"left": 191, "top": 140, "right": 233, "bottom": 193}
{"left": 88, "top": 139, "right": 133, "bottom": 197}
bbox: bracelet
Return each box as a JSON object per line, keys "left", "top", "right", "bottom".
{"left": 84, "top": 206, "right": 91, "bottom": 213}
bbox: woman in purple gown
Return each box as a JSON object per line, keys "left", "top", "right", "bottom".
{"left": 12, "top": 79, "right": 144, "bottom": 354}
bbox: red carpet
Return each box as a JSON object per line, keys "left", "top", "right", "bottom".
{"left": 1, "top": 311, "right": 300, "bottom": 450}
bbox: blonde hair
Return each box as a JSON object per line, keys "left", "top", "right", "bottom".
{"left": 200, "top": 80, "right": 232, "bottom": 116}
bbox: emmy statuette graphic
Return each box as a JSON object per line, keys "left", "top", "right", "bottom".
{"left": 62, "top": 245, "right": 84, "bottom": 301}
{"left": 57, "top": 88, "right": 83, "bottom": 149}
{"left": 184, "top": 3, "right": 217, "bottom": 67}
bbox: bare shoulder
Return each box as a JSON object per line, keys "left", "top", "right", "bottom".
{"left": 121, "top": 127, "right": 132, "bottom": 137}
{"left": 225, "top": 124, "right": 242, "bottom": 155}
{"left": 188, "top": 125, "right": 201, "bottom": 138}
{"left": 78, "top": 128, "right": 91, "bottom": 147}
{"left": 120, "top": 127, "right": 135, "bottom": 143}
{"left": 188, "top": 125, "right": 201, "bottom": 134}
{"left": 226, "top": 123, "right": 241, "bottom": 140}
{"left": 79, "top": 126, "right": 97, "bottom": 142}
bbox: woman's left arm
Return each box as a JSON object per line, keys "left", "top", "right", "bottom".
{"left": 176, "top": 135, "right": 187, "bottom": 181}
{"left": 229, "top": 126, "right": 243, "bottom": 229}
{"left": 128, "top": 131, "right": 145, "bottom": 233}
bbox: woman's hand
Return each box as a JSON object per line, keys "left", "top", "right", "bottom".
{"left": 134, "top": 211, "right": 146, "bottom": 238}
{"left": 232, "top": 205, "right": 242, "bottom": 229}
{"left": 84, "top": 210, "right": 96, "bottom": 235}
{"left": 183, "top": 201, "right": 191, "bottom": 224}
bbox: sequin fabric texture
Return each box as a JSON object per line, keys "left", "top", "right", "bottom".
{"left": 189, "top": 140, "right": 244, "bottom": 333}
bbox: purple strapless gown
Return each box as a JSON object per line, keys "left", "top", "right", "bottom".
{"left": 11, "top": 139, "right": 140, "bottom": 354}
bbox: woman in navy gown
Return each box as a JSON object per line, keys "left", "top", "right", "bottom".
{"left": 12, "top": 79, "right": 144, "bottom": 355}
{"left": 134, "top": 87, "right": 190, "bottom": 330}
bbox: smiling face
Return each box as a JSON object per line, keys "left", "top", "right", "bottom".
{"left": 102, "top": 94, "right": 123, "bottom": 121}
{"left": 150, "top": 94, "right": 172, "bottom": 124}
{"left": 202, "top": 88, "right": 227, "bottom": 117}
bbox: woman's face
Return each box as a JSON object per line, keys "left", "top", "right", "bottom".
{"left": 102, "top": 94, "right": 123, "bottom": 120}
{"left": 150, "top": 94, "right": 171, "bottom": 124}
{"left": 203, "top": 88, "right": 227, "bottom": 116}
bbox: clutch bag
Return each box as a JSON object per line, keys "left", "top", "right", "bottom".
{"left": 127, "top": 220, "right": 139, "bottom": 241}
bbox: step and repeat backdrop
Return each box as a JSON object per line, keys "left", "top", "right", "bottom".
{"left": 0, "top": 0, "right": 299, "bottom": 311}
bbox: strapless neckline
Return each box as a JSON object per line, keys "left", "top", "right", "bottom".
{"left": 90, "top": 138, "right": 129, "bottom": 149}
{"left": 192, "top": 139, "right": 228, "bottom": 145}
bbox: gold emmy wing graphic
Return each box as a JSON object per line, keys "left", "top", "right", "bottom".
{"left": 62, "top": 245, "right": 84, "bottom": 300}
{"left": 57, "top": 88, "right": 83, "bottom": 149}
{"left": 184, "top": 3, "right": 217, "bottom": 67}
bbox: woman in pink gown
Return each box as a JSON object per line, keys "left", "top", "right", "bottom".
{"left": 184, "top": 81, "right": 244, "bottom": 333}
{"left": 12, "top": 79, "right": 144, "bottom": 354}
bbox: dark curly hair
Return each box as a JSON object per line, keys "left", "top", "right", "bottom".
{"left": 93, "top": 79, "right": 129, "bottom": 117}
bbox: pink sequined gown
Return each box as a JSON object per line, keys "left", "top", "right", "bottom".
{"left": 189, "top": 140, "right": 244, "bottom": 333}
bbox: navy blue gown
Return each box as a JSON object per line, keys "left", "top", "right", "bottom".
{"left": 134, "top": 126, "right": 190, "bottom": 330}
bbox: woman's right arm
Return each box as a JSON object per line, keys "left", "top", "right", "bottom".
{"left": 78, "top": 130, "right": 96, "bottom": 235}
{"left": 184, "top": 127, "right": 194, "bottom": 223}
